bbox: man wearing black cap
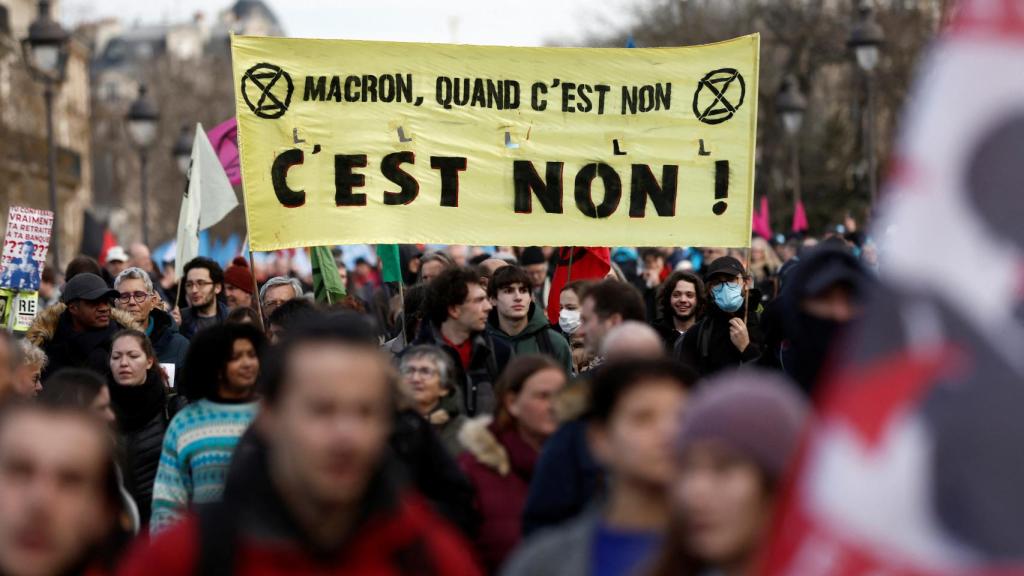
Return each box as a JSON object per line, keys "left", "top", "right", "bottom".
{"left": 26, "top": 273, "right": 142, "bottom": 380}
{"left": 675, "top": 256, "right": 764, "bottom": 376}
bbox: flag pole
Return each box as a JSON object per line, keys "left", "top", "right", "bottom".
{"left": 248, "top": 249, "right": 266, "bottom": 332}
{"left": 743, "top": 246, "right": 751, "bottom": 325}
{"left": 399, "top": 281, "right": 408, "bottom": 346}
{"left": 566, "top": 247, "right": 575, "bottom": 285}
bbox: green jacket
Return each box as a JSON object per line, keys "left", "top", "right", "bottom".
{"left": 486, "top": 304, "right": 573, "bottom": 374}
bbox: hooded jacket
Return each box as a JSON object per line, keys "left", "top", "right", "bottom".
{"left": 457, "top": 417, "right": 539, "bottom": 574}
{"left": 27, "top": 303, "right": 142, "bottom": 380}
{"left": 411, "top": 323, "right": 512, "bottom": 418}
{"left": 147, "top": 308, "right": 189, "bottom": 375}
{"left": 486, "top": 304, "right": 572, "bottom": 374}
{"left": 675, "top": 289, "right": 764, "bottom": 377}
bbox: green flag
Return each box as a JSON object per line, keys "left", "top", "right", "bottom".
{"left": 376, "top": 244, "right": 403, "bottom": 285}
{"left": 311, "top": 246, "right": 346, "bottom": 304}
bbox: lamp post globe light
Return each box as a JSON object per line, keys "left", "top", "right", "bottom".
{"left": 126, "top": 85, "right": 160, "bottom": 246}
{"left": 776, "top": 76, "right": 807, "bottom": 137}
{"left": 21, "top": 0, "right": 69, "bottom": 270}
{"left": 848, "top": 1, "right": 885, "bottom": 207}
{"left": 172, "top": 125, "right": 193, "bottom": 176}
{"left": 776, "top": 76, "right": 807, "bottom": 215}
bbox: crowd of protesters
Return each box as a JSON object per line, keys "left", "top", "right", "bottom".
{"left": 0, "top": 228, "right": 876, "bottom": 575}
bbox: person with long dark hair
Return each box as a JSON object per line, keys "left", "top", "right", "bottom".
{"left": 458, "top": 355, "right": 566, "bottom": 573}
{"left": 149, "top": 323, "right": 265, "bottom": 534}
{"left": 107, "top": 329, "right": 175, "bottom": 529}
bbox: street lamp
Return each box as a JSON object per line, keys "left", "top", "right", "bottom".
{"left": 126, "top": 84, "right": 160, "bottom": 246}
{"left": 776, "top": 76, "right": 807, "bottom": 223}
{"left": 848, "top": 1, "right": 885, "bottom": 208}
{"left": 21, "top": 0, "right": 69, "bottom": 271}
{"left": 172, "top": 125, "right": 193, "bottom": 176}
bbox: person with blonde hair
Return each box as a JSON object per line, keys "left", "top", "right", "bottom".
{"left": 12, "top": 340, "right": 47, "bottom": 397}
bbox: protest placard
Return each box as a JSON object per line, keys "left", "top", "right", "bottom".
{"left": 0, "top": 207, "right": 53, "bottom": 291}
{"left": 231, "top": 35, "right": 759, "bottom": 250}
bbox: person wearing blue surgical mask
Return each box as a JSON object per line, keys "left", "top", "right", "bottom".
{"left": 674, "top": 256, "right": 764, "bottom": 377}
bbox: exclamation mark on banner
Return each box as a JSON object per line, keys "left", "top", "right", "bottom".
{"left": 712, "top": 160, "right": 729, "bottom": 215}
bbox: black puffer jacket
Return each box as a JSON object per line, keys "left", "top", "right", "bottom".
{"left": 122, "top": 409, "right": 168, "bottom": 525}
{"left": 675, "top": 289, "right": 764, "bottom": 377}
{"left": 108, "top": 370, "right": 175, "bottom": 527}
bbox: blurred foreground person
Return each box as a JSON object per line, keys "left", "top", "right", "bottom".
{"left": 120, "top": 317, "right": 480, "bottom": 575}
{"left": 521, "top": 321, "right": 665, "bottom": 537}
{"left": 760, "top": 246, "right": 871, "bottom": 396}
{"left": 149, "top": 323, "right": 265, "bottom": 533}
{"left": 459, "top": 356, "right": 566, "bottom": 573}
{"left": 0, "top": 401, "right": 130, "bottom": 576}
{"left": 504, "top": 360, "right": 694, "bottom": 576}
{"left": 646, "top": 370, "right": 807, "bottom": 576}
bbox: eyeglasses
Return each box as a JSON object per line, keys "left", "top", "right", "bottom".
{"left": 184, "top": 280, "right": 215, "bottom": 290}
{"left": 401, "top": 366, "right": 439, "bottom": 378}
{"left": 117, "top": 291, "right": 150, "bottom": 303}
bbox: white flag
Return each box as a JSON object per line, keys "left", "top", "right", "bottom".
{"left": 174, "top": 123, "right": 239, "bottom": 277}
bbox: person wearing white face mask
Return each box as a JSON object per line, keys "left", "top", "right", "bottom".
{"left": 556, "top": 281, "right": 592, "bottom": 375}
{"left": 675, "top": 256, "right": 764, "bottom": 377}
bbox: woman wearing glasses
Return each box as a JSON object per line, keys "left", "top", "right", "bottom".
{"left": 114, "top": 267, "right": 189, "bottom": 381}
{"left": 399, "top": 345, "right": 467, "bottom": 456}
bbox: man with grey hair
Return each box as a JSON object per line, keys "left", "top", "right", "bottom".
{"left": 599, "top": 321, "right": 666, "bottom": 362}
{"left": 259, "top": 276, "right": 304, "bottom": 321}
{"left": 115, "top": 267, "right": 190, "bottom": 373}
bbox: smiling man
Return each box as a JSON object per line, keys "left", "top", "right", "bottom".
{"left": 486, "top": 266, "right": 572, "bottom": 373}
{"left": 26, "top": 273, "right": 140, "bottom": 381}
{"left": 654, "top": 271, "right": 705, "bottom": 352}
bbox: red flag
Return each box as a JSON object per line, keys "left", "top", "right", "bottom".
{"left": 761, "top": 1, "right": 1024, "bottom": 574}
{"left": 792, "top": 199, "right": 809, "bottom": 233}
{"left": 206, "top": 118, "right": 241, "bottom": 186}
{"left": 753, "top": 195, "right": 773, "bottom": 239}
{"left": 546, "top": 247, "right": 611, "bottom": 325}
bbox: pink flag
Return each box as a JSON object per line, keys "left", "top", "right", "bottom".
{"left": 791, "top": 199, "right": 808, "bottom": 233}
{"left": 206, "top": 118, "right": 241, "bottom": 186}
{"left": 752, "top": 195, "right": 773, "bottom": 239}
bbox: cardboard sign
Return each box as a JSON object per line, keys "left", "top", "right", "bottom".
{"left": 0, "top": 207, "right": 53, "bottom": 291}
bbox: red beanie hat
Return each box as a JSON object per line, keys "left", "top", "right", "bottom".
{"left": 224, "top": 256, "right": 255, "bottom": 294}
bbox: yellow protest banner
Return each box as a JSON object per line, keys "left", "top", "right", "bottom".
{"left": 231, "top": 35, "right": 759, "bottom": 250}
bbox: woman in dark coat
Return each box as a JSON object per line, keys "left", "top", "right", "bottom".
{"left": 457, "top": 355, "right": 566, "bottom": 574}
{"left": 107, "top": 329, "right": 175, "bottom": 528}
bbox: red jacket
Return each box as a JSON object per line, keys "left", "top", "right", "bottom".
{"left": 457, "top": 417, "right": 539, "bottom": 574}
{"left": 117, "top": 492, "right": 481, "bottom": 576}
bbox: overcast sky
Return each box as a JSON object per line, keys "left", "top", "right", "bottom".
{"left": 62, "top": 0, "right": 638, "bottom": 47}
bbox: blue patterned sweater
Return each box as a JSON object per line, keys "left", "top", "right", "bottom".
{"left": 149, "top": 399, "right": 258, "bottom": 534}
